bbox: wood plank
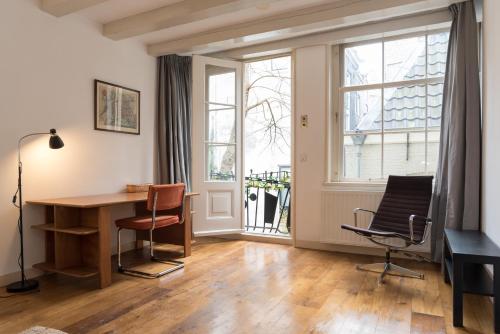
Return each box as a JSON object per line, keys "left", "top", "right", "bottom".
{"left": 27, "top": 192, "right": 199, "bottom": 208}
{"left": 54, "top": 233, "right": 82, "bottom": 270}
{"left": 410, "top": 312, "right": 446, "bottom": 334}
{"left": 32, "top": 223, "right": 98, "bottom": 235}
{"left": 183, "top": 196, "right": 193, "bottom": 257}
{"left": 147, "top": 0, "right": 457, "bottom": 56}
{"left": 97, "top": 206, "right": 112, "bottom": 289}
{"left": 0, "top": 241, "right": 494, "bottom": 333}
{"left": 33, "top": 262, "right": 98, "bottom": 278}
{"left": 28, "top": 192, "right": 149, "bottom": 208}
{"left": 41, "top": 0, "right": 109, "bottom": 17}
{"left": 103, "top": 0, "right": 282, "bottom": 40}
{"left": 211, "top": 9, "right": 451, "bottom": 60}
{"left": 54, "top": 206, "right": 80, "bottom": 228}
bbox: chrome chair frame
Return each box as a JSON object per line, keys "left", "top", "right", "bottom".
{"left": 352, "top": 207, "right": 432, "bottom": 284}
{"left": 117, "top": 190, "right": 186, "bottom": 279}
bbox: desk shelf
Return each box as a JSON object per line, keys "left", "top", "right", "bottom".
{"left": 28, "top": 192, "right": 198, "bottom": 288}
{"left": 31, "top": 206, "right": 102, "bottom": 282}
{"left": 32, "top": 223, "right": 98, "bottom": 235}
{"left": 33, "top": 262, "right": 98, "bottom": 278}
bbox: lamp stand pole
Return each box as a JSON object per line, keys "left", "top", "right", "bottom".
{"left": 6, "top": 130, "right": 63, "bottom": 293}
{"left": 6, "top": 160, "right": 39, "bottom": 293}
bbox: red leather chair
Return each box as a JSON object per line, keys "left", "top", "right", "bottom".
{"left": 115, "top": 183, "right": 186, "bottom": 278}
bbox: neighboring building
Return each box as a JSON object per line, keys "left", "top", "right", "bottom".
{"left": 344, "top": 33, "right": 448, "bottom": 179}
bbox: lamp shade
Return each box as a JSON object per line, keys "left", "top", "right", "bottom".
{"left": 49, "top": 129, "right": 64, "bottom": 149}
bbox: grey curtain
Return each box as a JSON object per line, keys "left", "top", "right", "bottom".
{"left": 157, "top": 55, "right": 192, "bottom": 190}
{"left": 431, "top": 1, "right": 481, "bottom": 262}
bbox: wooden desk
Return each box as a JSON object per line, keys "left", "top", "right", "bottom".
{"left": 443, "top": 228, "right": 500, "bottom": 333}
{"left": 27, "top": 192, "right": 199, "bottom": 288}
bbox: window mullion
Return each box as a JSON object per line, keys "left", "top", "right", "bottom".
{"left": 340, "top": 77, "right": 444, "bottom": 92}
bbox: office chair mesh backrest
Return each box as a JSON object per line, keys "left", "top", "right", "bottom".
{"left": 371, "top": 176, "right": 433, "bottom": 242}
{"left": 147, "top": 184, "right": 185, "bottom": 211}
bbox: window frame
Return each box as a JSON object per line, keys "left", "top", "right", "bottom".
{"left": 330, "top": 28, "right": 449, "bottom": 183}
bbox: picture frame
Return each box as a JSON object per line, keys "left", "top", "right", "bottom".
{"left": 94, "top": 80, "right": 140, "bottom": 135}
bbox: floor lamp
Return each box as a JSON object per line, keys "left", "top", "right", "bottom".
{"left": 7, "top": 129, "right": 64, "bottom": 293}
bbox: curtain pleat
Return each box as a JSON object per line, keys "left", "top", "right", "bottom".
{"left": 157, "top": 55, "right": 192, "bottom": 190}
{"left": 431, "top": 1, "right": 481, "bottom": 262}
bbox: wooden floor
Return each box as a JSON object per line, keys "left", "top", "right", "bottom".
{"left": 0, "top": 239, "right": 495, "bottom": 334}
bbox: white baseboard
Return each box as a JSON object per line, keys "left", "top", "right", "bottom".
{"left": 1, "top": 241, "right": 137, "bottom": 288}
{"left": 219, "top": 233, "right": 293, "bottom": 245}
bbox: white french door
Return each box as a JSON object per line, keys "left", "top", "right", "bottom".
{"left": 192, "top": 55, "right": 244, "bottom": 236}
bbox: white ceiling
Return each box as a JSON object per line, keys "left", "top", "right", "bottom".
{"left": 39, "top": 0, "right": 457, "bottom": 56}
{"left": 79, "top": 0, "right": 335, "bottom": 44}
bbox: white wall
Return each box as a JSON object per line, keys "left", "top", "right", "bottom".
{"left": 294, "top": 46, "right": 328, "bottom": 242}
{"left": 0, "top": 0, "right": 156, "bottom": 280}
{"left": 481, "top": 0, "right": 500, "bottom": 245}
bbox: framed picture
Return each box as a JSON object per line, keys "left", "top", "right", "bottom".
{"left": 94, "top": 80, "right": 140, "bottom": 135}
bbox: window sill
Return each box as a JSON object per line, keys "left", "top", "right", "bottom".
{"left": 322, "top": 181, "right": 387, "bottom": 192}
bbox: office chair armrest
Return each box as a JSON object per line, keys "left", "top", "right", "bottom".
{"left": 353, "top": 208, "right": 375, "bottom": 227}
{"left": 408, "top": 214, "right": 432, "bottom": 243}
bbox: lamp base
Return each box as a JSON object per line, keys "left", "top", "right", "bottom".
{"left": 6, "top": 279, "right": 39, "bottom": 293}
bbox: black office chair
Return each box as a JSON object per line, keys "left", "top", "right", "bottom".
{"left": 341, "top": 175, "right": 433, "bottom": 283}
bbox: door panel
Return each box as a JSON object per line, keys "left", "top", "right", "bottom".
{"left": 192, "top": 55, "right": 243, "bottom": 236}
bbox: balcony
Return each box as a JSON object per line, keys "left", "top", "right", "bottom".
{"left": 244, "top": 168, "right": 291, "bottom": 236}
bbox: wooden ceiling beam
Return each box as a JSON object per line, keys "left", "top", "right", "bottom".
{"left": 41, "top": 0, "right": 109, "bottom": 17}
{"left": 103, "top": 0, "right": 282, "bottom": 41}
{"left": 147, "top": 0, "right": 459, "bottom": 56}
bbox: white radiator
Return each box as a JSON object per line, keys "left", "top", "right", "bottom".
{"left": 320, "top": 190, "right": 430, "bottom": 252}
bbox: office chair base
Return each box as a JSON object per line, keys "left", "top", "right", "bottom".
{"left": 118, "top": 258, "right": 184, "bottom": 279}
{"left": 356, "top": 262, "right": 424, "bottom": 284}
{"left": 117, "top": 227, "right": 184, "bottom": 279}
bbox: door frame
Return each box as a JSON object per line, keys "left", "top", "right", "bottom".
{"left": 192, "top": 55, "right": 245, "bottom": 237}
{"left": 239, "top": 52, "right": 296, "bottom": 242}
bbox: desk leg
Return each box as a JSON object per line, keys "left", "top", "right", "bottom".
{"left": 98, "top": 207, "right": 112, "bottom": 288}
{"left": 495, "top": 265, "right": 500, "bottom": 333}
{"left": 183, "top": 198, "right": 192, "bottom": 257}
{"left": 453, "top": 258, "right": 463, "bottom": 327}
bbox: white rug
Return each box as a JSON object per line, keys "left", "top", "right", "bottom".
{"left": 19, "top": 326, "right": 67, "bottom": 334}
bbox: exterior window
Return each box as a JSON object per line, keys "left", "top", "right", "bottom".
{"left": 337, "top": 31, "right": 449, "bottom": 181}
{"left": 205, "top": 65, "right": 237, "bottom": 181}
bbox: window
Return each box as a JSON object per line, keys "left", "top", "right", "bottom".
{"left": 205, "top": 64, "right": 237, "bottom": 181}
{"left": 334, "top": 31, "right": 449, "bottom": 181}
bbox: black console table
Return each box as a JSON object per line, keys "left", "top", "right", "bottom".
{"left": 443, "top": 228, "right": 500, "bottom": 333}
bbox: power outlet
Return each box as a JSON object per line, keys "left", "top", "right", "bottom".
{"left": 301, "top": 115, "right": 308, "bottom": 128}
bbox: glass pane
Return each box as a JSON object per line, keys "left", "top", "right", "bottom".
{"left": 244, "top": 55, "right": 291, "bottom": 175}
{"left": 384, "top": 36, "right": 426, "bottom": 82}
{"left": 343, "top": 134, "right": 382, "bottom": 180}
{"left": 344, "top": 42, "right": 382, "bottom": 86}
{"left": 206, "top": 64, "right": 236, "bottom": 105}
{"left": 428, "top": 82, "right": 443, "bottom": 128}
{"left": 428, "top": 32, "right": 449, "bottom": 78}
{"left": 207, "top": 104, "right": 235, "bottom": 143}
{"left": 344, "top": 89, "right": 382, "bottom": 132}
{"left": 427, "top": 82, "right": 444, "bottom": 175}
{"left": 383, "top": 131, "right": 427, "bottom": 178}
{"left": 207, "top": 144, "right": 236, "bottom": 181}
{"left": 383, "top": 85, "right": 426, "bottom": 130}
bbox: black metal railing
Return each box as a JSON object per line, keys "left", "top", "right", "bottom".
{"left": 244, "top": 170, "right": 291, "bottom": 234}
